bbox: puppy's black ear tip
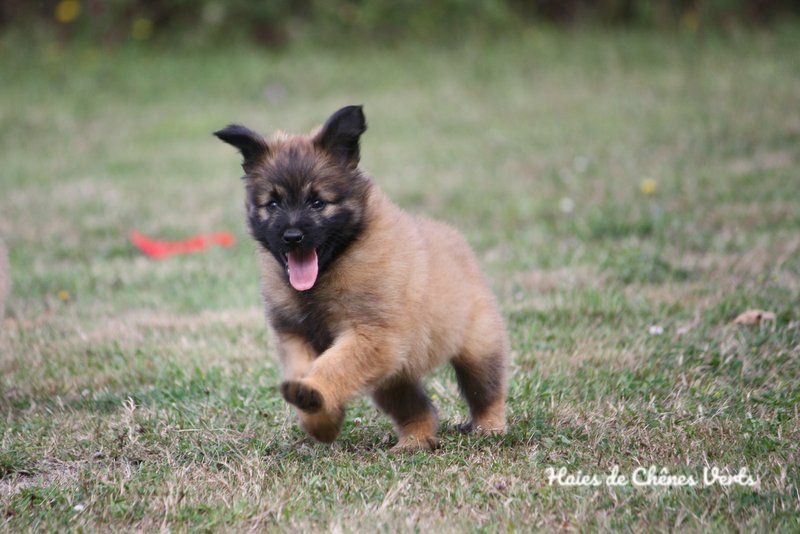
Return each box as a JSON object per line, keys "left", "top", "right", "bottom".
{"left": 344, "top": 105, "right": 367, "bottom": 130}
{"left": 213, "top": 124, "right": 249, "bottom": 140}
{"left": 214, "top": 124, "right": 268, "bottom": 166}
{"left": 315, "top": 106, "right": 368, "bottom": 166}
{"left": 339, "top": 105, "right": 365, "bottom": 120}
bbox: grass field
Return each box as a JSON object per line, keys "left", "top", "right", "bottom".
{"left": 1, "top": 27, "right": 799, "bottom": 531}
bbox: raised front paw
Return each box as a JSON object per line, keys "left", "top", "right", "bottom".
{"left": 280, "top": 380, "right": 323, "bottom": 413}
{"left": 281, "top": 379, "right": 345, "bottom": 443}
{"left": 299, "top": 409, "right": 344, "bottom": 443}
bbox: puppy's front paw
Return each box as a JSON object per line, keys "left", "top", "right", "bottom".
{"left": 300, "top": 410, "right": 344, "bottom": 443}
{"left": 281, "top": 380, "right": 323, "bottom": 413}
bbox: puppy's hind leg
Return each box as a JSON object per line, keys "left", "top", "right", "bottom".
{"left": 452, "top": 348, "right": 508, "bottom": 435}
{"left": 372, "top": 379, "right": 439, "bottom": 452}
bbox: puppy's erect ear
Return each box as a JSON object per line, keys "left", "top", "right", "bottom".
{"left": 214, "top": 124, "right": 268, "bottom": 170}
{"left": 314, "top": 105, "right": 367, "bottom": 168}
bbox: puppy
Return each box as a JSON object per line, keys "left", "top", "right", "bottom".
{"left": 215, "top": 106, "right": 509, "bottom": 450}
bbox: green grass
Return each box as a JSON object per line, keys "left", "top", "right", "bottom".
{"left": 1, "top": 27, "right": 800, "bottom": 531}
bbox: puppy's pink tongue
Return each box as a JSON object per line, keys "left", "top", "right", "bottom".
{"left": 287, "top": 249, "right": 318, "bottom": 291}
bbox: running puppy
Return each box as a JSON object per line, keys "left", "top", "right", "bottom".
{"left": 215, "top": 106, "right": 509, "bottom": 450}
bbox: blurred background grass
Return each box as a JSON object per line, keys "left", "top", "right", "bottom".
{"left": 3, "top": 0, "right": 800, "bottom": 49}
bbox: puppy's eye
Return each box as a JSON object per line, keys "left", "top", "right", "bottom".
{"left": 310, "top": 199, "right": 326, "bottom": 211}
{"left": 266, "top": 200, "right": 279, "bottom": 211}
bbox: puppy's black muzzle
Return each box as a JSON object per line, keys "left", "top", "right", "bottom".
{"left": 282, "top": 228, "right": 304, "bottom": 245}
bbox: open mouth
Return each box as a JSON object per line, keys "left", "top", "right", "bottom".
{"left": 283, "top": 248, "right": 319, "bottom": 291}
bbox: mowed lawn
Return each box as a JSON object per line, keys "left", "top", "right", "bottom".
{"left": 1, "top": 27, "right": 799, "bottom": 531}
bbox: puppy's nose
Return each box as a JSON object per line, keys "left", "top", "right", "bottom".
{"left": 282, "top": 228, "right": 304, "bottom": 244}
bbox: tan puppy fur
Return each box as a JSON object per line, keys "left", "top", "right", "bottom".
{"left": 215, "top": 106, "right": 509, "bottom": 451}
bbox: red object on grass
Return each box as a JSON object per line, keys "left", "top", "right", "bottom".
{"left": 130, "top": 230, "right": 236, "bottom": 259}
